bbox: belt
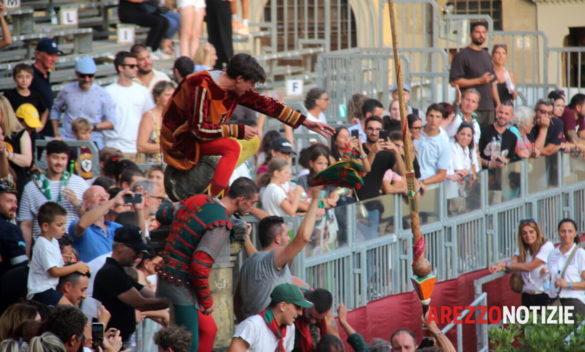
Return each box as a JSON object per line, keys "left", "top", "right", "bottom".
{"left": 525, "top": 290, "right": 545, "bottom": 295}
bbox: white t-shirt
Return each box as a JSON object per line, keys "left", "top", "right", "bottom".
{"left": 445, "top": 141, "right": 476, "bottom": 199}
{"left": 297, "top": 111, "right": 328, "bottom": 147}
{"left": 27, "top": 236, "right": 63, "bottom": 298}
{"left": 104, "top": 82, "right": 154, "bottom": 153}
{"left": 133, "top": 69, "right": 172, "bottom": 92}
{"left": 444, "top": 113, "right": 481, "bottom": 171}
{"left": 262, "top": 183, "right": 288, "bottom": 217}
{"left": 414, "top": 129, "right": 451, "bottom": 180}
{"left": 512, "top": 241, "right": 554, "bottom": 293}
{"left": 18, "top": 174, "right": 89, "bottom": 240}
{"left": 233, "top": 314, "right": 295, "bottom": 352}
{"left": 547, "top": 245, "right": 585, "bottom": 303}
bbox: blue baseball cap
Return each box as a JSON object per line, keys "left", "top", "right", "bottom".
{"left": 75, "top": 57, "right": 97, "bottom": 74}
{"left": 36, "top": 38, "right": 63, "bottom": 55}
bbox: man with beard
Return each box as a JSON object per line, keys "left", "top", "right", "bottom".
{"left": 130, "top": 44, "right": 172, "bottom": 91}
{"left": 449, "top": 21, "right": 499, "bottom": 126}
{"left": 162, "top": 53, "right": 333, "bottom": 197}
{"left": 50, "top": 57, "right": 115, "bottom": 148}
{"left": 105, "top": 51, "right": 154, "bottom": 161}
{"left": 18, "top": 140, "right": 89, "bottom": 255}
{"left": 156, "top": 177, "right": 260, "bottom": 352}
{"left": 0, "top": 180, "right": 28, "bottom": 277}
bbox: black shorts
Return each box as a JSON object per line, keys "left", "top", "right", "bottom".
{"left": 31, "top": 288, "right": 63, "bottom": 306}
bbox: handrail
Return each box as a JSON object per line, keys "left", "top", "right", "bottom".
{"left": 441, "top": 292, "right": 488, "bottom": 352}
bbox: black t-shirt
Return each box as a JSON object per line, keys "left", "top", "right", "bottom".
{"left": 527, "top": 117, "right": 564, "bottom": 146}
{"left": 3, "top": 89, "right": 47, "bottom": 117}
{"left": 0, "top": 216, "right": 28, "bottom": 277}
{"left": 93, "top": 257, "right": 144, "bottom": 342}
{"left": 479, "top": 124, "right": 518, "bottom": 162}
{"left": 30, "top": 65, "right": 54, "bottom": 137}
{"left": 449, "top": 47, "right": 495, "bottom": 111}
{"left": 4, "top": 129, "right": 31, "bottom": 198}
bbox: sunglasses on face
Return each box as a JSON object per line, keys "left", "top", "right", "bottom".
{"left": 79, "top": 73, "right": 94, "bottom": 78}
{"left": 122, "top": 64, "right": 138, "bottom": 69}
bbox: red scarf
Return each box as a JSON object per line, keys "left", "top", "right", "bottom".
{"left": 295, "top": 316, "right": 314, "bottom": 352}
{"left": 260, "top": 308, "right": 287, "bottom": 352}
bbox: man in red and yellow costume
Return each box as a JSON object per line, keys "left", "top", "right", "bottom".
{"left": 161, "top": 53, "right": 334, "bottom": 198}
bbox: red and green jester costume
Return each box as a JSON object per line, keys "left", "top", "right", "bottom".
{"left": 156, "top": 194, "right": 232, "bottom": 352}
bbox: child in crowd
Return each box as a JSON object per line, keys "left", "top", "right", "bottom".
{"left": 98, "top": 147, "right": 123, "bottom": 176}
{"left": 71, "top": 117, "right": 95, "bottom": 180}
{"left": 3, "top": 64, "right": 48, "bottom": 133}
{"left": 260, "top": 158, "right": 304, "bottom": 216}
{"left": 146, "top": 165, "right": 166, "bottom": 198}
{"left": 27, "top": 202, "right": 89, "bottom": 306}
{"left": 15, "top": 103, "right": 42, "bottom": 137}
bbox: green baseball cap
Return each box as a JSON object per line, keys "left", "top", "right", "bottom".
{"left": 270, "top": 284, "right": 314, "bottom": 308}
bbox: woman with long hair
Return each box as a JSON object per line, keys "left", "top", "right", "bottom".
{"left": 0, "top": 302, "right": 39, "bottom": 341}
{"left": 489, "top": 219, "right": 554, "bottom": 307}
{"left": 0, "top": 96, "right": 32, "bottom": 197}
{"left": 137, "top": 81, "right": 176, "bottom": 164}
{"left": 193, "top": 43, "right": 217, "bottom": 72}
{"left": 445, "top": 123, "right": 477, "bottom": 214}
{"left": 330, "top": 127, "right": 370, "bottom": 173}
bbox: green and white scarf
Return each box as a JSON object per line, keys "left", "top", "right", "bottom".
{"left": 32, "top": 171, "right": 71, "bottom": 202}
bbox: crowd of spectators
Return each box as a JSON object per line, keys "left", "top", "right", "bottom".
{"left": 0, "top": 15, "right": 584, "bottom": 352}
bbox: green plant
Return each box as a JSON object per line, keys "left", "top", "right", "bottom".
{"left": 488, "top": 313, "right": 585, "bottom": 352}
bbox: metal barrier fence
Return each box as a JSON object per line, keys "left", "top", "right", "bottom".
{"left": 316, "top": 48, "right": 449, "bottom": 122}
{"left": 547, "top": 46, "right": 585, "bottom": 99}
{"left": 287, "top": 152, "right": 585, "bottom": 312}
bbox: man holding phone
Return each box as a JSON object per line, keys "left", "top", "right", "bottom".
{"left": 69, "top": 186, "right": 142, "bottom": 263}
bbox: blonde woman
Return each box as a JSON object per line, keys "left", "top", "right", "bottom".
{"left": 193, "top": 42, "right": 218, "bottom": 72}
{"left": 0, "top": 96, "right": 32, "bottom": 195}
{"left": 178, "top": 0, "right": 205, "bottom": 58}
{"left": 137, "top": 81, "right": 176, "bottom": 164}
{"left": 489, "top": 219, "right": 554, "bottom": 307}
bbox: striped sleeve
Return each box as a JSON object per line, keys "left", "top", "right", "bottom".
{"left": 188, "top": 86, "right": 234, "bottom": 141}
{"left": 239, "top": 91, "right": 306, "bottom": 128}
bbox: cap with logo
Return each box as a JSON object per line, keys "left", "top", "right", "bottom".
{"left": 36, "top": 38, "right": 63, "bottom": 55}
{"left": 15, "top": 104, "right": 42, "bottom": 128}
{"left": 75, "top": 57, "right": 97, "bottom": 75}
{"left": 270, "top": 137, "right": 296, "bottom": 155}
{"left": 114, "top": 225, "right": 149, "bottom": 252}
{"left": 270, "top": 283, "right": 314, "bottom": 308}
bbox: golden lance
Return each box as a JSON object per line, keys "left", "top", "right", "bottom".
{"left": 387, "top": 0, "right": 436, "bottom": 318}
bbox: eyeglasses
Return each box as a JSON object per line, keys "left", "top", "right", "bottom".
{"left": 519, "top": 218, "right": 536, "bottom": 225}
{"left": 78, "top": 73, "right": 94, "bottom": 78}
{"left": 537, "top": 109, "right": 552, "bottom": 115}
{"left": 366, "top": 127, "right": 382, "bottom": 132}
{"left": 122, "top": 64, "right": 138, "bottom": 69}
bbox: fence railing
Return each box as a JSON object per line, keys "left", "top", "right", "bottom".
{"left": 287, "top": 152, "right": 585, "bottom": 311}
